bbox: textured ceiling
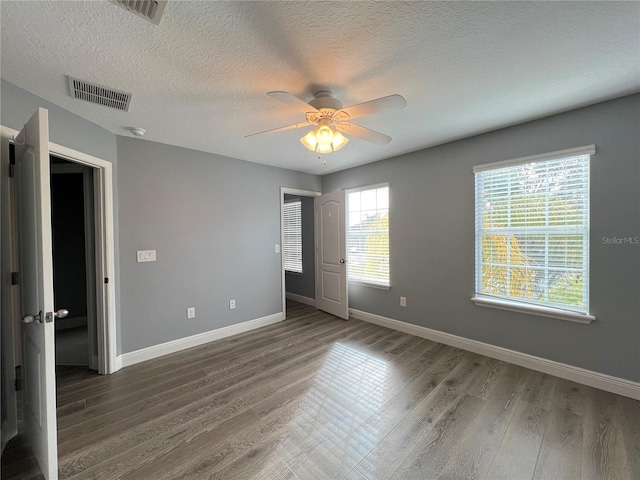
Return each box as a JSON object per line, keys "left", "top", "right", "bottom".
{"left": 1, "top": 1, "right": 639, "bottom": 175}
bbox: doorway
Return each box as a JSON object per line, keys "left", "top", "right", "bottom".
{"left": 5, "top": 150, "right": 101, "bottom": 372}
{"left": 50, "top": 157, "right": 98, "bottom": 370}
{"left": 280, "top": 188, "right": 320, "bottom": 317}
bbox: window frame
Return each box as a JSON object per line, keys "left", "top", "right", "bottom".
{"left": 283, "top": 199, "right": 303, "bottom": 274}
{"left": 472, "top": 145, "right": 596, "bottom": 324}
{"left": 346, "top": 183, "right": 390, "bottom": 289}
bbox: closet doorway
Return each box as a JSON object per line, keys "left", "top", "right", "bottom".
{"left": 280, "top": 188, "right": 320, "bottom": 317}
{"left": 50, "top": 158, "right": 98, "bottom": 370}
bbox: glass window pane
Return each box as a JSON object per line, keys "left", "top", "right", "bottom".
{"left": 474, "top": 154, "right": 590, "bottom": 314}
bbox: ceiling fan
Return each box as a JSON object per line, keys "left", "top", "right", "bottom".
{"left": 246, "top": 90, "right": 407, "bottom": 159}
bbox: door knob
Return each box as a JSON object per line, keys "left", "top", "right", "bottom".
{"left": 22, "top": 311, "right": 42, "bottom": 324}
{"left": 44, "top": 309, "right": 69, "bottom": 323}
{"left": 340, "top": 259, "right": 346, "bottom": 263}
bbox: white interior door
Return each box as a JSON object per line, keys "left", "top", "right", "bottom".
{"left": 16, "top": 108, "right": 59, "bottom": 479}
{"left": 315, "top": 190, "right": 348, "bottom": 319}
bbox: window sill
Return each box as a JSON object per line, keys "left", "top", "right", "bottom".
{"left": 349, "top": 280, "right": 390, "bottom": 291}
{"left": 285, "top": 270, "right": 303, "bottom": 275}
{"left": 471, "top": 296, "right": 595, "bottom": 324}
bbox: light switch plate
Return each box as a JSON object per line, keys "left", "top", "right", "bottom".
{"left": 137, "top": 250, "right": 157, "bottom": 262}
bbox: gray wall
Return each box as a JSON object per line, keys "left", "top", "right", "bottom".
{"left": 117, "top": 137, "right": 320, "bottom": 352}
{"left": 284, "top": 195, "right": 316, "bottom": 300}
{"left": 323, "top": 94, "right": 640, "bottom": 382}
{"left": 1, "top": 79, "right": 122, "bottom": 351}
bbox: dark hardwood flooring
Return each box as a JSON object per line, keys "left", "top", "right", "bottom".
{"left": 2, "top": 300, "right": 639, "bottom": 479}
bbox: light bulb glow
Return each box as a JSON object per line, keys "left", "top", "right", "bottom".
{"left": 300, "top": 129, "right": 318, "bottom": 150}
{"left": 300, "top": 120, "right": 349, "bottom": 156}
{"left": 316, "top": 124, "right": 334, "bottom": 144}
{"left": 316, "top": 142, "right": 333, "bottom": 154}
{"left": 331, "top": 131, "right": 349, "bottom": 151}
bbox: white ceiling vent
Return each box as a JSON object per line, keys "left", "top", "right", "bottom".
{"left": 67, "top": 76, "right": 132, "bottom": 112}
{"left": 111, "top": 0, "right": 167, "bottom": 25}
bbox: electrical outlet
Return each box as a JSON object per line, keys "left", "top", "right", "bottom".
{"left": 400, "top": 296, "right": 407, "bottom": 307}
{"left": 275, "top": 244, "right": 280, "bottom": 253}
{"left": 229, "top": 299, "right": 236, "bottom": 310}
{"left": 187, "top": 307, "right": 195, "bottom": 319}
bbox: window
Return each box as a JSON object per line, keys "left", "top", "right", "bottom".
{"left": 283, "top": 200, "right": 302, "bottom": 273}
{"left": 347, "top": 184, "right": 389, "bottom": 287}
{"left": 473, "top": 146, "right": 594, "bottom": 321}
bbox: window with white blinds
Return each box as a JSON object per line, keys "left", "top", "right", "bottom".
{"left": 474, "top": 146, "right": 594, "bottom": 316}
{"left": 283, "top": 200, "right": 302, "bottom": 273}
{"left": 347, "top": 185, "right": 389, "bottom": 287}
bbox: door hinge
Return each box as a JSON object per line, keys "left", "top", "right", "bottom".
{"left": 11, "top": 272, "right": 19, "bottom": 285}
{"left": 104, "top": 277, "right": 109, "bottom": 284}
{"left": 9, "top": 164, "right": 15, "bottom": 178}
{"left": 15, "top": 377, "right": 21, "bottom": 392}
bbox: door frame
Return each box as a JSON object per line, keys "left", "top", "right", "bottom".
{"left": 279, "top": 187, "right": 321, "bottom": 318}
{"left": 1, "top": 125, "right": 117, "bottom": 375}
{"left": 1, "top": 129, "right": 18, "bottom": 452}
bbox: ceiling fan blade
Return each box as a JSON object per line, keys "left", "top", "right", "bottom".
{"left": 245, "top": 121, "right": 313, "bottom": 138}
{"left": 336, "top": 94, "right": 407, "bottom": 120}
{"left": 336, "top": 123, "right": 392, "bottom": 145}
{"left": 267, "top": 91, "right": 319, "bottom": 114}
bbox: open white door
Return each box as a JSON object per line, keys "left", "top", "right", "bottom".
{"left": 315, "top": 190, "right": 348, "bottom": 319}
{"left": 15, "top": 108, "right": 59, "bottom": 479}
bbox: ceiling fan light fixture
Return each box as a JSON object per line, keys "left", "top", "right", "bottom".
{"left": 300, "top": 124, "right": 349, "bottom": 154}
{"left": 253, "top": 90, "right": 406, "bottom": 159}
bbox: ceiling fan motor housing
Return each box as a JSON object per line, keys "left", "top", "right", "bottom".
{"left": 309, "top": 91, "right": 343, "bottom": 112}
{"left": 306, "top": 91, "right": 350, "bottom": 123}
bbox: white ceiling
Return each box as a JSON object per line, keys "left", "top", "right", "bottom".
{"left": 2, "top": 1, "right": 639, "bottom": 175}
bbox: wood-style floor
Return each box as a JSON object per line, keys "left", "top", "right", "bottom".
{"left": 2, "top": 300, "right": 639, "bottom": 479}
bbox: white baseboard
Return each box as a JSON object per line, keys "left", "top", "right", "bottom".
{"left": 285, "top": 292, "right": 316, "bottom": 307}
{"left": 118, "top": 312, "right": 284, "bottom": 369}
{"left": 350, "top": 308, "right": 640, "bottom": 401}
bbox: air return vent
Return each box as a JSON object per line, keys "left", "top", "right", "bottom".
{"left": 67, "top": 76, "right": 132, "bottom": 112}
{"left": 111, "top": 0, "right": 167, "bottom": 25}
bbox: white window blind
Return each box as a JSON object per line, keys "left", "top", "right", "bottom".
{"left": 347, "top": 185, "right": 389, "bottom": 287}
{"left": 283, "top": 200, "right": 302, "bottom": 273}
{"left": 474, "top": 146, "right": 593, "bottom": 315}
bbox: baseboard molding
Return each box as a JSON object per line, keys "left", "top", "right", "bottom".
{"left": 118, "top": 312, "right": 284, "bottom": 369}
{"left": 285, "top": 292, "right": 316, "bottom": 307}
{"left": 350, "top": 308, "right": 640, "bottom": 401}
